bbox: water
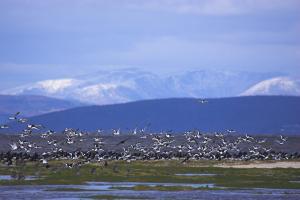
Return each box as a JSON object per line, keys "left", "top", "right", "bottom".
{"left": 0, "top": 175, "right": 13, "bottom": 181}
{"left": 0, "top": 185, "right": 300, "bottom": 200}
{"left": 0, "top": 182, "right": 300, "bottom": 200}
{"left": 85, "top": 181, "right": 215, "bottom": 190}
{"left": 0, "top": 175, "right": 39, "bottom": 181}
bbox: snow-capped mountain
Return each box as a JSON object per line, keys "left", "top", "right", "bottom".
{"left": 1, "top": 68, "right": 287, "bottom": 105}
{"left": 241, "top": 77, "right": 300, "bottom": 96}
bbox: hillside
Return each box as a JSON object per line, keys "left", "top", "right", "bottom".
{"left": 5, "top": 96, "right": 300, "bottom": 134}
{"left": 0, "top": 95, "right": 83, "bottom": 123}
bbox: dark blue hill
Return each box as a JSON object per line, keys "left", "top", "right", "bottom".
{"left": 6, "top": 96, "right": 300, "bottom": 134}
{"left": 0, "top": 95, "right": 83, "bottom": 123}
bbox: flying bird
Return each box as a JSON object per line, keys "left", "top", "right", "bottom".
{"left": 112, "top": 129, "right": 120, "bottom": 136}
{"left": 0, "top": 124, "right": 9, "bottom": 129}
{"left": 198, "top": 99, "right": 208, "bottom": 104}
{"left": 9, "top": 143, "right": 18, "bottom": 150}
{"left": 9, "top": 112, "right": 20, "bottom": 120}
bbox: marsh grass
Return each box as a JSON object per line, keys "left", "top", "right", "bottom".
{"left": 0, "top": 160, "right": 300, "bottom": 189}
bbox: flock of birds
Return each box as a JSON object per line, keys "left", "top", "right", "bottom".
{"left": 0, "top": 111, "right": 298, "bottom": 168}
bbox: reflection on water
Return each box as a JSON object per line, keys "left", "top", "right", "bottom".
{"left": 84, "top": 181, "right": 215, "bottom": 190}
{"left": 0, "top": 175, "right": 13, "bottom": 181}
{"left": 0, "top": 183, "right": 300, "bottom": 200}
{"left": 0, "top": 175, "right": 39, "bottom": 181}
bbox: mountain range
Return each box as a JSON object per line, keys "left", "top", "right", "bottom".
{"left": 2, "top": 68, "right": 299, "bottom": 105}
{"left": 5, "top": 96, "right": 300, "bottom": 134}
{"left": 0, "top": 95, "right": 83, "bottom": 124}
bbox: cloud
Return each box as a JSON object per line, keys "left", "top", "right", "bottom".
{"left": 127, "top": 0, "right": 300, "bottom": 16}
{"left": 117, "top": 36, "right": 300, "bottom": 72}
{"left": 0, "top": 0, "right": 299, "bottom": 88}
{"left": 2, "top": 0, "right": 299, "bottom": 17}
{"left": 143, "top": 0, "right": 242, "bottom": 15}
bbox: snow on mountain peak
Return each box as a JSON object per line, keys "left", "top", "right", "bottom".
{"left": 73, "top": 82, "right": 136, "bottom": 104}
{"left": 241, "top": 77, "right": 300, "bottom": 96}
{"left": 1, "top": 69, "right": 294, "bottom": 105}
{"left": 36, "top": 79, "right": 79, "bottom": 94}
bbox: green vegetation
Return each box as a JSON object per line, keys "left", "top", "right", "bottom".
{"left": 0, "top": 160, "right": 300, "bottom": 190}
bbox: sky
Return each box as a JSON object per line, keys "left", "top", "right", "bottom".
{"left": 0, "top": 0, "right": 299, "bottom": 90}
